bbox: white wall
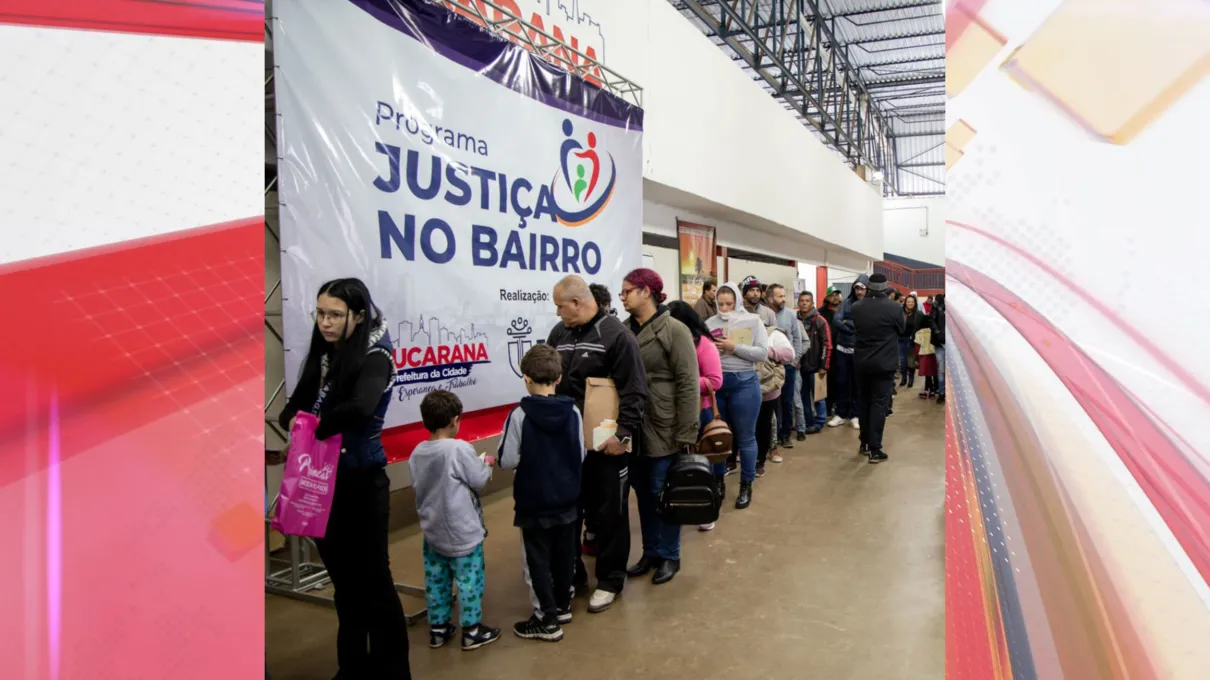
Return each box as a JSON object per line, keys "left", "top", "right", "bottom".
{"left": 560, "top": 0, "right": 883, "bottom": 261}
{"left": 642, "top": 198, "right": 869, "bottom": 273}
{"left": 725, "top": 258, "right": 797, "bottom": 295}
{"left": 883, "top": 197, "right": 946, "bottom": 266}
{"left": 642, "top": 244, "right": 679, "bottom": 300}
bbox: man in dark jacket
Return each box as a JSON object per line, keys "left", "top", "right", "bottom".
{"left": 828, "top": 274, "right": 869, "bottom": 429}
{"left": 929, "top": 293, "right": 946, "bottom": 403}
{"left": 548, "top": 275, "right": 647, "bottom": 613}
{"left": 850, "top": 274, "right": 905, "bottom": 463}
{"left": 796, "top": 291, "right": 832, "bottom": 435}
{"left": 819, "top": 287, "right": 842, "bottom": 418}
{"left": 693, "top": 280, "right": 718, "bottom": 320}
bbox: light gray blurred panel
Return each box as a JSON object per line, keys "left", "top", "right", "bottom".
{"left": 386, "top": 433, "right": 505, "bottom": 491}
{"left": 266, "top": 463, "right": 284, "bottom": 502}
{"left": 386, "top": 460, "right": 412, "bottom": 492}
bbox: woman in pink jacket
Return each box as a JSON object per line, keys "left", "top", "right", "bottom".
{"left": 667, "top": 301, "right": 724, "bottom": 530}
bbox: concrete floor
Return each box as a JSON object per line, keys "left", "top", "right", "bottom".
{"left": 266, "top": 392, "right": 945, "bottom": 680}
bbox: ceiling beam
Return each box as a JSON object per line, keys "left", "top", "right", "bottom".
{"left": 839, "top": 29, "right": 946, "bottom": 47}
{"left": 684, "top": 0, "right": 941, "bottom": 38}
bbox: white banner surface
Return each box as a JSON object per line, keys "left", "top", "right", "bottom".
{"left": 274, "top": 0, "right": 643, "bottom": 429}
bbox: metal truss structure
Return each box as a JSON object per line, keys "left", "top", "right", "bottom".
{"left": 674, "top": 0, "right": 946, "bottom": 196}
{"left": 436, "top": 0, "right": 644, "bottom": 107}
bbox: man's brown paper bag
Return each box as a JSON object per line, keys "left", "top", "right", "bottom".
{"left": 814, "top": 372, "right": 827, "bottom": 401}
{"left": 582, "top": 377, "right": 620, "bottom": 450}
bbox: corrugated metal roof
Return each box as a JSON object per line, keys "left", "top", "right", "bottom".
{"left": 672, "top": 0, "right": 946, "bottom": 196}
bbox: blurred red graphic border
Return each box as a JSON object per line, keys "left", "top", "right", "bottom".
{"left": 0, "top": 218, "right": 263, "bottom": 482}
{"left": 0, "top": 2, "right": 264, "bottom": 676}
{"left": 0, "top": 0, "right": 262, "bottom": 41}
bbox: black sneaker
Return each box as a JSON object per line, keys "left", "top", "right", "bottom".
{"left": 725, "top": 461, "right": 738, "bottom": 476}
{"left": 429, "top": 623, "right": 457, "bottom": 649}
{"left": 461, "top": 624, "right": 501, "bottom": 651}
{"left": 937, "top": 394, "right": 946, "bottom": 404}
{"left": 806, "top": 427, "right": 821, "bottom": 435}
{"left": 859, "top": 443, "right": 870, "bottom": 456}
{"left": 796, "top": 432, "right": 806, "bottom": 441}
{"left": 780, "top": 437, "right": 794, "bottom": 449}
{"left": 513, "top": 615, "right": 564, "bottom": 642}
{"left": 868, "top": 451, "right": 889, "bottom": 464}
{"left": 556, "top": 608, "right": 573, "bottom": 625}
{"left": 755, "top": 464, "right": 766, "bottom": 478}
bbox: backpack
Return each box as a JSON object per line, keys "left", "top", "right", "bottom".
{"left": 696, "top": 384, "right": 732, "bottom": 464}
{"left": 658, "top": 452, "right": 720, "bottom": 526}
{"left": 755, "top": 327, "right": 787, "bottom": 395}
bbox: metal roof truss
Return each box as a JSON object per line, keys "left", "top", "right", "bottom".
{"left": 680, "top": 0, "right": 900, "bottom": 194}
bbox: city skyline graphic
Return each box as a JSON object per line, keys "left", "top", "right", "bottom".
{"left": 395, "top": 315, "right": 490, "bottom": 353}
{"left": 542, "top": 0, "right": 607, "bottom": 60}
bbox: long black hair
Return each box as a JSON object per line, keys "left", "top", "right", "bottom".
{"left": 296, "top": 278, "right": 384, "bottom": 404}
{"left": 667, "top": 300, "right": 712, "bottom": 343}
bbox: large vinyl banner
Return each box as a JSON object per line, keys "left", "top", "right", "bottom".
{"left": 274, "top": 0, "right": 643, "bottom": 430}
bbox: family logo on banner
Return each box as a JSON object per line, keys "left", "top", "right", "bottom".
{"left": 677, "top": 220, "right": 717, "bottom": 305}
{"left": 273, "top": 0, "right": 644, "bottom": 429}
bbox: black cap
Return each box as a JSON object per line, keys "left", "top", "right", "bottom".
{"left": 866, "top": 273, "right": 890, "bottom": 293}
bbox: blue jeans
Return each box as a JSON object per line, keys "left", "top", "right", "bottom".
{"left": 800, "top": 370, "right": 828, "bottom": 428}
{"left": 778, "top": 365, "right": 797, "bottom": 440}
{"left": 898, "top": 338, "right": 914, "bottom": 381}
{"left": 632, "top": 454, "right": 681, "bottom": 561}
{"left": 715, "top": 371, "right": 761, "bottom": 483}
{"left": 832, "top": 351, "right": 861, "bottom": 419}
{"left": 935, "top": 344, "right": 946, "bottom": 396}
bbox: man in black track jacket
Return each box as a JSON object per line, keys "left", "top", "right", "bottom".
{"left": 547, "top": 275, "right": 647, "bottom": 613}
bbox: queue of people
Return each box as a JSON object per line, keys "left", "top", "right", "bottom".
{"left": 276, "top": 271, "right": 945, "bottom": 678}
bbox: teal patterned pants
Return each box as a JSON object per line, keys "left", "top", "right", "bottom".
{"left": 422, "top": 540, "right": 486, "bottom": 628}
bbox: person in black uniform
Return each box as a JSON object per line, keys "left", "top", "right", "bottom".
{"left": 850, "top": 274, "right": 905, "bottom": 464}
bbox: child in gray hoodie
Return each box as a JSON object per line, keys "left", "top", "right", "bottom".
{"left": 408, "top": 390, "right": 500, "bottom": 651}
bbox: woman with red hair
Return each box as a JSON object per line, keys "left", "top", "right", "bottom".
{"left": 619, "top": 268, "right": 701, "bottom": 585}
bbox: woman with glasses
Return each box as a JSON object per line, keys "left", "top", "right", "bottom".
{"left": 618, "top": 269, "right": 701, "bottom": 586}
{"left": 278, "top": 278, "right": 410, "bottom": 679}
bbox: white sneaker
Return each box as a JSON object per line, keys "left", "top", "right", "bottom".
{"left": 698, "top": 522, "right": 716, "bottom": 532}
{"left": 827, "top": 415, "right": 844, "bottom": 427}
{"left": 851, "top": 418, "right": 861, "bottom": 430}
{"left": 587, "top": 589, "right": 617, "bottom": 614}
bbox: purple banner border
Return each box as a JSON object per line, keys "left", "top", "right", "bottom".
{"left": 348, "top": 0, "right": 644, "bottom": 131}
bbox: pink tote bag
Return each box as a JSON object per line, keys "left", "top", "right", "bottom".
{"left": 272, "top": 412, "right": 341, "bottom": 538}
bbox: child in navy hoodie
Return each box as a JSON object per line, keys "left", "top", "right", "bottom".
{"left": 497, "top": 343, "right": 585, "bottom": 642}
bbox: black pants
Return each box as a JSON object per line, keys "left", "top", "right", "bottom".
{"left": 574, "top": 451, "right": 631, "bottom": 593}
{"left": 857, "top": 371, "right": 896, "bottom": 454}
{"left": 826, "top": 364, "right": 838, "bottom": 416}
{"left": 314, "top": 468, "right": 410, "bottom": 679}
{"left": 522, "top": 522, "right": 577, "bottom": 620}
{"left": 755, "top": 398, "right": 777, "bottom": 466}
